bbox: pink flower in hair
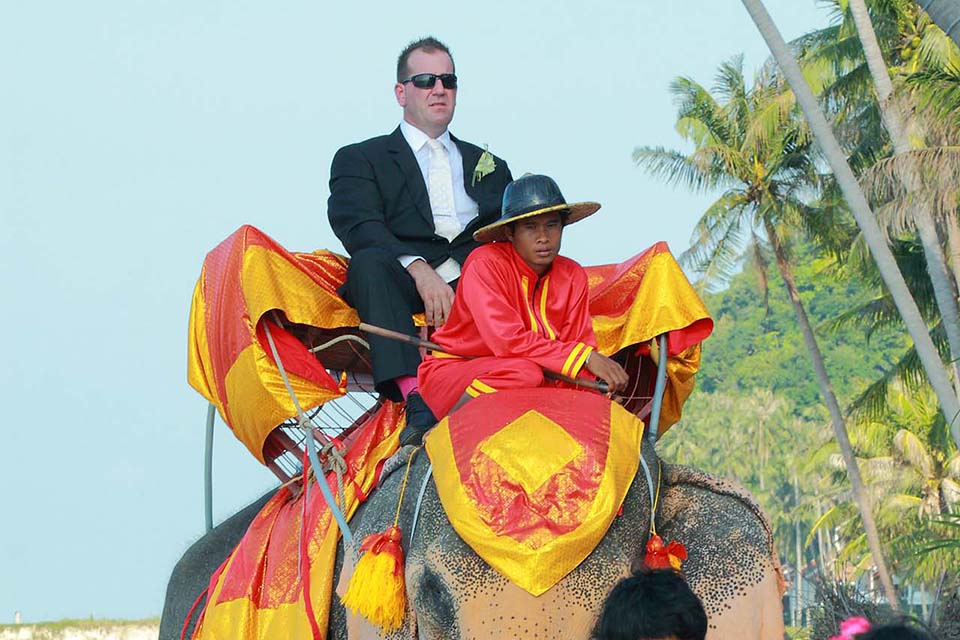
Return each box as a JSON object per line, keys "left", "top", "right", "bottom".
{"left": 830, "top": 616, "right": 872, "bottom": 640}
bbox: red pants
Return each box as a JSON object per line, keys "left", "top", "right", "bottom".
{"left": 418, "top": 355, "right": 545, "bottom": 418}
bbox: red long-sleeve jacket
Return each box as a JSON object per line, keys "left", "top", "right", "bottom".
{"left": 429, "top": 242, "right": 597, "bottom": 379}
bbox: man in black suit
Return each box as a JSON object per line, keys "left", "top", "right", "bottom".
{"left": 327, "top": 36, "right": 512, "bottom": 444}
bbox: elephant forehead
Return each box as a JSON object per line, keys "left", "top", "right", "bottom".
{"left": 407, "top": 489, "right": 641, "bottom": 640}
{"left": 411, "top": 549, "right": 626, "bottom": 640}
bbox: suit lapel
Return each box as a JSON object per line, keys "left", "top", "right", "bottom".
{"left": 452, "top": 134, "right": 482, "bottom": 201}
{"left": 387, "top": 127, "right": 433, "bottom": 227}
{"left": 453, "top": 135, "right": 496, "bottom": 234}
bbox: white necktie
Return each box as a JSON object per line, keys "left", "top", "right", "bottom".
{"left": 426, "top": 139, "right": 462, "bottom": 242}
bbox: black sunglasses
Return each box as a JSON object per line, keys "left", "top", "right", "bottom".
{"left": 401, "top": 73, "right": 458, "bottom": 90}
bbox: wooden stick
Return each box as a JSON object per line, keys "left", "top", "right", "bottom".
{"left": 358, "top": 322, "right": 610, "bottom": 393}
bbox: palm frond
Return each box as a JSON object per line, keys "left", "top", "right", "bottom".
{"left": 893, "top": 429, "right": 935, "bottom": 476}
{"left": 632, "top": 146, "right": 716, "bottom": 193}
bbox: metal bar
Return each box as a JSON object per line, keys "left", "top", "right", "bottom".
{"left": 204, "top": 404, "right": 215, "bottom": 533}
{"left": 647, "top": 334, "right": 669, "bottom": 449}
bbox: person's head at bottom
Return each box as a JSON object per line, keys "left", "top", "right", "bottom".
{"left": 593, "top": 567, "right": 707, "bottom": 640}
{"left": 855, "top": 619, "right": 938, "bottom": 640}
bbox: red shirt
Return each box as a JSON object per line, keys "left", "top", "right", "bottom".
{"left": 430, "top": 242, "right": 597, "bottom": 379}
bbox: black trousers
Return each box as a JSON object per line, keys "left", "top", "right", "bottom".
{"left": 339, "top": 248, "right": 449, "bottom": 401}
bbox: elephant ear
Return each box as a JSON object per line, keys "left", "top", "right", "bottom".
{"left": 656, "top": 464, "right": 787, "bottom": 639}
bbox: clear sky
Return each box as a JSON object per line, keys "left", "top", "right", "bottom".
{"left": 1, "top": 0, "right": 833, "bottom": 622}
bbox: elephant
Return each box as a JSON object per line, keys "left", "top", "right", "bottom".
{"left": 160, "top": 436, "right": 785, "bottom": 640}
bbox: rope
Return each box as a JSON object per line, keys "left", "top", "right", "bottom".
{"left": 309, "top": 334, "right": 370, "bottom": 353}
{"left": 651, "top": 459, "right": 663, "bottom": 535}
{"left": 394, "top": 447, "right": 420, "bottom": 526}
{"left": 638, "top": 454, "right": 656, "bottom": 534}
{"left": 263, "top": 319, "right": 354, "bottom": 546}
{"left": 180, "top": 587, "right": 209, "bottom": 640}
{"left": 320, "top": 442, "right": 349, "bottom": 514}
{"left": 409, "top": 463, "right": 433, "bottom": 545}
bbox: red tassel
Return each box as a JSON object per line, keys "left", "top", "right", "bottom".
{"left": 643, "top": 534, "right": 687, "bottom": 571}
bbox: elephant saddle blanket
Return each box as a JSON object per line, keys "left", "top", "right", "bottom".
{"left": 187, "top": 225, "right": 713, "bottom": 468}
{"left": 423, "top": 387, "right": 645, "bottom": 596}
{"left": 190, "top": 400, "right": 404, "bottom": 640}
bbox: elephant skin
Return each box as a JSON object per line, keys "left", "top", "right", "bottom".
{"left": 161, "top": 447, "right": 784, "bottom": 640}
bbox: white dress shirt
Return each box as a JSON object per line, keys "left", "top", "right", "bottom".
{"left": 397, "top": 120, "right": 480, "bottom": 282}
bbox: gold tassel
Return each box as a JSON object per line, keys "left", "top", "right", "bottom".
{"left": 341, "top": 447, "right": 418, "bottom": 632}
{"left": 341, "top": 525, "right": 406, "bottom": 632}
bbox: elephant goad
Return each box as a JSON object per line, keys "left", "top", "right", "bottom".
{"left": 160, "top": 391, "right": 784, "bottom": 639}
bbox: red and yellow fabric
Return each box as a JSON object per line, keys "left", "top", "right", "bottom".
{"left": 424, "top": 387, "right": 645, "bottom": 596}
{"left": 192, "top": 401, "right": 403, "bottom": 640}
{"left": 188, "top": 227, "right": 711, "bottom": 464}
{"left": 187, "top": 225, "right": 361, "bottom": 463}
{"left": 418, "top": 243, "right": 597, "bottom": 417}
{"left": 584, "top": 241, "right": 713, "bottom": 434}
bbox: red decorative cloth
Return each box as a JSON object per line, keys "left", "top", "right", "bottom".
{"left": 419, "top": 243, "right": 597, "bottom": 417}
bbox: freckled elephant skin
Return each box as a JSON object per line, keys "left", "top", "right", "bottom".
{"left": 657, "top": 465, "right": 786, "bottom": 640}
{"left": 161, "top": 450, "right": 784, "bottom": 639}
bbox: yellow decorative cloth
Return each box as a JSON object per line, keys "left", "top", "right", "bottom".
{"left": 187, "top": 225, "right": 359, "bottom": 463}
{"left": 191, "top": 402, "right": 403, "bottom": 640}
{"left": 187, "top": 228, "right": 711, "bottom": 463}
{"left": 424, "top": 387, "right": 645, "bottom": 596}
{"left": 584, "top": 241, "right": 712, "bottom": 435}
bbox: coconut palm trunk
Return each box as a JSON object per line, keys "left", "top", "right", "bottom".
{"left": 945, "top": 215, "right": 960, "bottom": 294}
{"left": 740, "top": 0, "right": 960, "bottom": 454}
{"left": 847, "top": 0, "right": 960, "bottom": 397}
{"left": 916, "top": 0, "right": 960, "bottom": 48}
{"left": 763, "top": 220, "right": 901, "bottom": 609}
{"left": 794, "top": 474, "right": 803, "bottom": 625}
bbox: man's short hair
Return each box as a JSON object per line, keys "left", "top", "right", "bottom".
{"left": 593, "top": 568, "right": 708, "bottom": 640}
{"left": 397, "top": 36, "right": 454, "bottom": 82}
{"left": 857, "top": 620, "right": 938, "bottom": 640}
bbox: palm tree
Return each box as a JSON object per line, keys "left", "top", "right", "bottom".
{"left": 817, "top": 384, "right": 960, "bottom": 603}
{"left": 741, "top": 0, "right": 960, "bottom": 488}
{"left": 748, "top": 388, "right": 784, "bottom": 490}
{"left": 633, "top": 56, "right": 900, "bottom": 607}
{"left": 845, "top": 0, "right": 960, "bottom": 398}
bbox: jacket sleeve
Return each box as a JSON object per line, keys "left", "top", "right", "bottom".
{"left": 459, "top": 256, "right": 594, "bottom": 378}
{"left": 560, "top": 267, "right": 600, "bottom": 379}
{"left": 326, "top": 144, "right": 407, "bottom": 258}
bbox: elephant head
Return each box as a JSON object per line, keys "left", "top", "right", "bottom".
{"left": 162, "top": 401, "right": 784, "bottom": 640}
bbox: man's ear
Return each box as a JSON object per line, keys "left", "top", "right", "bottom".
{"left": 503, "top": 225, "right": 514, "bottom": 242}
{"left": 395, "top": 83, "right": 406, "bottom": 107}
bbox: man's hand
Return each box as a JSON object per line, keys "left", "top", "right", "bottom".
{"left": 407, "top": 259, "right": 455, "bottom": 326}
{"left": 585, "top": 351, "right": 630, "bottom": 394}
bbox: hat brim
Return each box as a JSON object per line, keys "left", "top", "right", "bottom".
{"left": 473, "top": 202, "right": 601, "bottom": 243}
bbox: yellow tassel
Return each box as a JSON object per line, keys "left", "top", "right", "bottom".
{"left": 341, "top": 525, "right": 406, "bottom": 632}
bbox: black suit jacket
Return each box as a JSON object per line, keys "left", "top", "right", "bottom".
{"left": 327, "top": 126, "right": 513, "bottom": 268}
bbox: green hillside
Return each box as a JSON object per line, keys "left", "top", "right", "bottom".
{"left": 692, "top": 247, "right": 909, "bottom": 414}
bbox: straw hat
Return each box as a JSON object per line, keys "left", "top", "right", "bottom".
{"left": 473, "top": 174, "right": 600, "bottom": 243}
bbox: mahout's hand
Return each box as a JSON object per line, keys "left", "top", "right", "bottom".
{"left": 585, "top": 351, "right": 630, "bottom": 394}
{"left": 407, "top": 260, "right": 455, "bottom": 326}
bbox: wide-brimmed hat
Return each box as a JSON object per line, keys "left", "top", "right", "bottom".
{"left": 473, "top": 174, "right": 600, "bottom": 243}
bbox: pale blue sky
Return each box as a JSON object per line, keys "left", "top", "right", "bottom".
{"left": 1, "top": 0, "right": 832, "bottom": 622}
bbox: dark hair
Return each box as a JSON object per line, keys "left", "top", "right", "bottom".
{"left": 593, "top": 568, "right": 707, "bottom": 640}
{"left": 396, "top": 36, "right": 454, "bottom": 82}
{"left": 857, "top": 620, "right": 939, "bottom": 640}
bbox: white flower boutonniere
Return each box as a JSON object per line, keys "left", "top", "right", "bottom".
{"left": 472, "top": 145, "right": 496, "bottom": 186}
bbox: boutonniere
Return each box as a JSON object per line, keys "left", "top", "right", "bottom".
{"left": 472, "top": 145, "right": 496, "bottom": 186}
